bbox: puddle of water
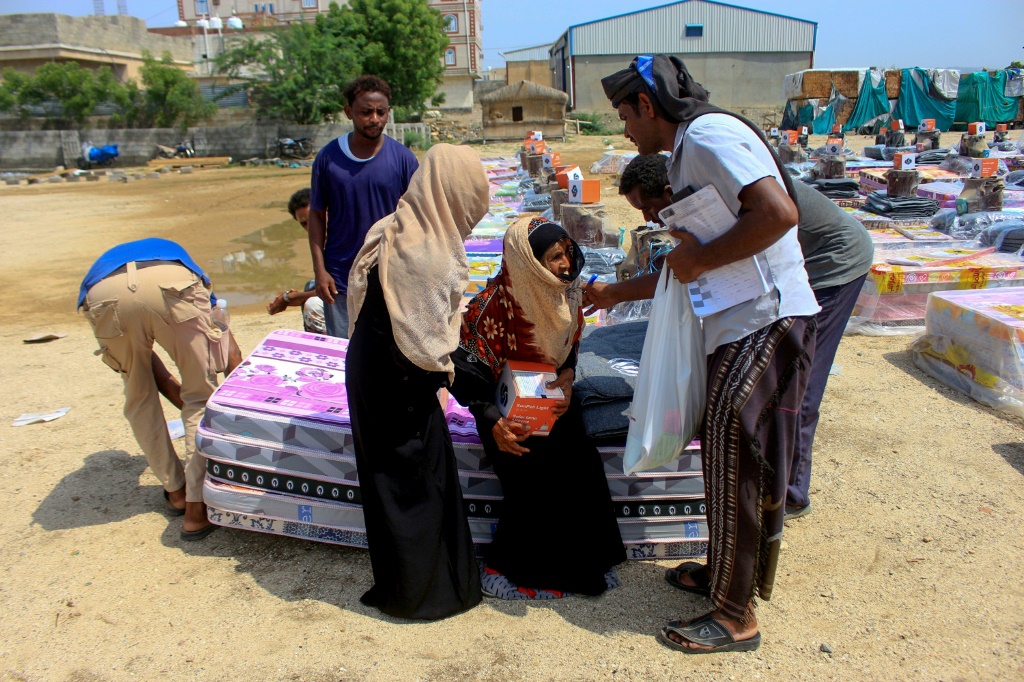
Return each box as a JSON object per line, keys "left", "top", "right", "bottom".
{"left": 201, "top": 218, "right": 312, "bottom": 311}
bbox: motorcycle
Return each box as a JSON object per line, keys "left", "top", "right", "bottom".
{"left": 272, "top": 137, "right": 315, "bottom": 160}
{"left": 156, "top": 141, "right": 195, "bottom": 159}
{"left": 78, "top": 142, "right": 119, "bottom": 170}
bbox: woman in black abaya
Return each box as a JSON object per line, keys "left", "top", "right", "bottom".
{"left": 345, "top": 144, "right": 490, "bottom": 620}
{"left": 450, "top": 217, "right": 626, "bottom": 599}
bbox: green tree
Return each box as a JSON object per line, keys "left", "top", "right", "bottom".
{"left": 1009, "top": 60, "right": 1024, "bottom": 69}
{"left": 216, "top": 0, "right": 448, "bottom": 122}
{"left": 217, "top": 17, "right": 359, "bottom": 124}
{"left": 0, "top": 68, "right": 32, "bottom": 117}
{"left": 328, "top": 0, "right": 448, "bottom": 111}
{"left": 123, "top": 52, "right": 216, "bottom": 130}
{"left": 4, "top": 62, "right": 123, "bottom": 127}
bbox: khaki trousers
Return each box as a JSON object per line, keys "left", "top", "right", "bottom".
{"left": 84, "top": 262, "right": 221, "bottom": 503}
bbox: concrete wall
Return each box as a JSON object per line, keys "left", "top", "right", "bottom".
{"left": 0, "top": 123, "right": 428, "bottom": 170}
{"left": 507, "top": 61, "right": 553, "bottom": 88}
{"left": 473, "top": 80, "right": 506, "bottom": 101}
{"left": 568, "top": 52, "right": 813, "bottom": 114}
{"left": 0, "top": 14, "right": 194, "bottom": 81}
{"left": 0, "top": 13, "right": 192, "bottom": 62}
{"left": 438, "top": 75, "right": 475, "bottom": 112}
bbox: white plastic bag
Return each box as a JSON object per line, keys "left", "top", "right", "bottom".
{"left": 623, "top": 268, "right": 706, "bottom": 474}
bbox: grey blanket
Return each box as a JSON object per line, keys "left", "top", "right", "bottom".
{"left": 574, "top": 321, "right": 648, "bottom": 440}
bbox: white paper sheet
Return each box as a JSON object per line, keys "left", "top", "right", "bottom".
{"left": 658, "top": 185, "right": 771, "bottom": 317}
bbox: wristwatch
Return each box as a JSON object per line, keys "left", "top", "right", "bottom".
{"left": 282, "top": 290, "right": 292, "bottom": 303}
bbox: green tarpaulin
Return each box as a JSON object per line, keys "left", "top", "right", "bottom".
{"left": 954, "top": 71, "right": 1019, "bottom": 125}
{"left": 812, "top": 92, "right": 848, "bottom": 135}
{"left": 893, "top": 67, "right": 956, "bottom": 131}
{"left": 846, "top": 69, "right": 891, "bottom": 131}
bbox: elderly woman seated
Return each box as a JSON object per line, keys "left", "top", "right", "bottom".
{"left": 451, "top": 217, "right": 625, "bottom": 600}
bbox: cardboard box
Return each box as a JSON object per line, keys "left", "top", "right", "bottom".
{"left": 996, "top": 123, "right": 1008, "bottom": 132}
{"left": 893, "top": 152, "right": 917, "bottom": 170}
{"left": 525, "top": 139, "right": 548, "bottom": 155}
{"left": 892, "top": 119, "right": 904, "bottom": 131}
{"left": 542, "top": 151, "right": 562, "bottom": 170}
{"left": 968, "top": 158, "right": 999, "bottom": 178}
{"left": 968, "top": 122, "right": 987, "bottom": 136}
{"left": 782, "top": 130, "right": 798, "bottom": 144}
{"left": 825, "top": 138, "right": 843, "bottom": 155}
{"left": 769, "top": 127, "right": 779, "bottom": 137}
{"left": 568, "top": 178, "right": 601, "bottom": 204}
{"left": 831, "top": 124, "right": 843, "bottom": 134}
{"left": 528, "top": 130, "right": 543, "bottom": 141}
{"left": 919, "top": 118, "right": 936, "bottom": 132}
{"left": 495, "top": 360, "right": 563, "bottom": 437}
{"left": 555, "top": 166, "right": 583, "bottom": 190}
{"left": 799, "top": 126, "right": 809, "bottom": 136}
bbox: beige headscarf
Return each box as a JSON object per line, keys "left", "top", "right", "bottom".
{"left": 458, "top": 216, "right": 585, "bottom": 380}
{"left": 347, "top": 144, "right": 490, "bottom": 380}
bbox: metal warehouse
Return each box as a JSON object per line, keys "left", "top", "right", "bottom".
{"left": 550, "top": 0, "right": 816, "bottom": 115}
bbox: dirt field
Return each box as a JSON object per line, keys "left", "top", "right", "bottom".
{"left": 1, "top": 134, "right": 1022, "bottom": 681}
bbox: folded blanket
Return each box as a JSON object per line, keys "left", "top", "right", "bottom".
{"left": 575, "top": 321, "right": 648, "bottom": 440}
{"left": 864, "top": 191, "right": 940, "bottom": 219}
{"left": 805, "top": 177, "right": 860, "bottom": 199}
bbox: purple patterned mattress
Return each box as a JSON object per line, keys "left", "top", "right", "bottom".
{"left": 202, "top": 330, "right": 709, "bottom": 558}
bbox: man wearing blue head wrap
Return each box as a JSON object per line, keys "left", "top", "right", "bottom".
{"left": 598, "top": 55, "right": 822, "bottom": 654}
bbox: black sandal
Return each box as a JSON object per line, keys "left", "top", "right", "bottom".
{"left": 658, "top": 614, "right": 761, "bottom": 654}
{"left": 664, "top": 561, "right": 711, "bottom": 597}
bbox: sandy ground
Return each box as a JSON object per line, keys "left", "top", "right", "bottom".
{"left": 1, "top": 135, "right": 1023, "bottom": 681}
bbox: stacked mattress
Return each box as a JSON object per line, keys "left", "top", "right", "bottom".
{"left": 912, "top": 289, "right": 1024, "bottom": 417}
{"left": 201, "top": 330, "right": 709, "bottom": 560}
{"left": 848, "top": 248, "right": 1024, "bottom": 333}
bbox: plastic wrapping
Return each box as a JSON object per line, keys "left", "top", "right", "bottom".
{"left": 931, "top": 210, "right": 1024, "bottom": 241}
{"left": 956, "top": 177, "right": 1004, "bottom": 215}
{"left": 881, "top": 145, "right": 917, "bottom": 161}
{"left": 590, "top": 150, "right": 639, "bottom": 174}
{"left": 978, "top": 219, "right": 1024, "bottom": 252}
{"left": 784, "top": 161, "right": 817, "bottom": 183}
{"left": 581, "top": 246, "right": 626, "bottom": 270}
{"left": 940, "top": 153, "right": 1011, "bottom": 178}
{"left": 520, "top": 191, "right": 551, "bottom": 212}
{"left": 607, "top": 299, "right": 653, "bottom": 325}
{"left": 813, "top": 156, "right": 847, "bottom": 179}
{"left": 1004, "top": 170, "right": 1024, "bottom": 189}
{"left": 562, "top": 204, "right": 610, "bottom": 247}
{"left": 846, "top": 247, "right": 1024, "bottom": 335}
{"left": 911, "top": 289, "right": 1024, "bottom": 417}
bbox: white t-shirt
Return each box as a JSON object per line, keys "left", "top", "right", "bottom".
{"left": 668, "top": 114, "right": 819, "bottom": 351}
{"left": 337, "top": 133, "right": 376, "bottom": 163}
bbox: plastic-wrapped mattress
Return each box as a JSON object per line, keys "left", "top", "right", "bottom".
{"left": 847, "top": 249, "right": 1024, "bottom": 335}
{"left": 205, "top": 478, "right": 710, "bottom": 559}
{"left": 912, "top": 289, "right": 1024, "bottom": 416}
{"left": 201, "top": 330, "right": 710, "bottom": 558}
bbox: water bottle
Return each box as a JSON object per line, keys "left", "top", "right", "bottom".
{"left": 211, "top": 298, "right": 231, "bottom": 371}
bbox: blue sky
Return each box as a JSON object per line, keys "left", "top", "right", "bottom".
{"left": 2, "top": 0, "right": 1021, "bottom": 72}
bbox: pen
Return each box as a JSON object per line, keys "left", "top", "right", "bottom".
{"left": 586, "top": 275, "right": 598, "bottom": 288}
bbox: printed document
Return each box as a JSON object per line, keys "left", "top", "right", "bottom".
{"left": 658, "top": 185, "right": 770, "bottom": 316}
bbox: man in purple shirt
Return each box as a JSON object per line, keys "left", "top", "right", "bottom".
{"left": 308, "top": 75, "right": 419, "bottom": 338}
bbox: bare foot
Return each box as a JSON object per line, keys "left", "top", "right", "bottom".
{"left": 665, "top": 608, "right": 758, "bottom": 651}
{"left": 183, "top": 501, "right": 212, "bottom": 533}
